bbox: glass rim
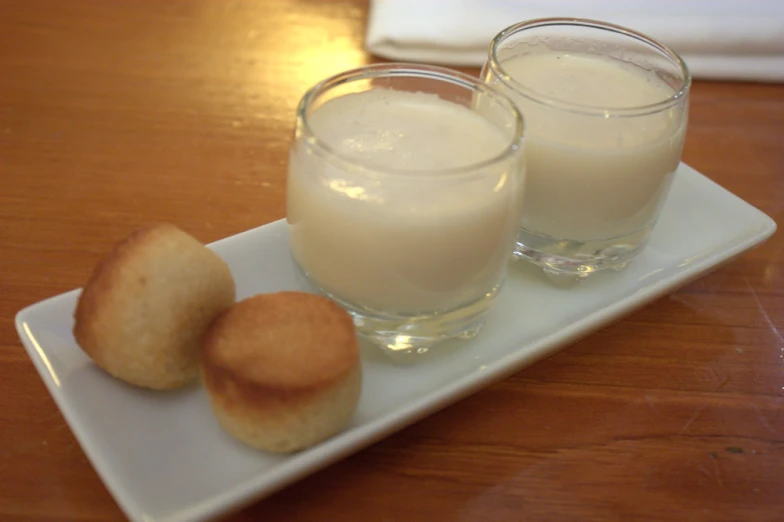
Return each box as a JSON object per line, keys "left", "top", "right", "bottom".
{"left": 296, "top": 62, "right": 525, "bottom": 178}
{"left": 487, "top": 17, "right": 692, "bottom": 117}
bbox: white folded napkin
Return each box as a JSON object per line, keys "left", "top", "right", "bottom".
{"left": 366, "top": 0, "right": 784, "bottom": 82}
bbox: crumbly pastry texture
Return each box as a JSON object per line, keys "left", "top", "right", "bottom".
{"left": 201, "top": 292, "right": 361, "bottom": 453}
{"left": 73, "top": 223, "right": 236, "bottom": 390}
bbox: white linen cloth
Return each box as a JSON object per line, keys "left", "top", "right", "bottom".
{"left": 366, "top": 0, "right": 784, "bottom": 82}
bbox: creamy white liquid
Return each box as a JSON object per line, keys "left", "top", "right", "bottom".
{"left": 495, "top": 51, "right": 686, "bottom": 241}
{"left": 287, "top": 89, "right": 524, "bottom": 314}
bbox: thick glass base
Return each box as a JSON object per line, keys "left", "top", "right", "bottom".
{"left": 294, "top": 262, "right": 499, "bottom": 360}
{"left": 513, "top": 225, "right": 653, "bottom": 281}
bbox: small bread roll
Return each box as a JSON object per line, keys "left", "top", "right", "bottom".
{"left": 73, "top": 223, "right": 236, "bottom": 390}
{"left": 201, "top": 292, "right": 361, "bottom": 453}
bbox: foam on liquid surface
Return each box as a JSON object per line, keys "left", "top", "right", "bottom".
{"left": 308, "top": 89, "right": 509, "bottom": 171}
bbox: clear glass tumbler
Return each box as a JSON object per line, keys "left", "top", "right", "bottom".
{"left": 287, "top": 63, "right": 525, "bottom": 357}
{"left": 482, "top": 18, "right": 690, "bottom": 278}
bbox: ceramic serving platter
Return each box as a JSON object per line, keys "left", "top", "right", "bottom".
{"left": 16, "top": 163, "right": 776, "bottom": 522}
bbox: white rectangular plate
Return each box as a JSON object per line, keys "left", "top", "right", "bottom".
{"left": 16, "top": 164, "right": 776, "bottom": 522}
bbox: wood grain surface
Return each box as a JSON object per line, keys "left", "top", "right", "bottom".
{"left": 1, "top": 1, "right": 782, "bottom": 521}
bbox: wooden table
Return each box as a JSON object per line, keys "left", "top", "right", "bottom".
{"left": 1, "top": 1, "right": 782, "bottom": 520}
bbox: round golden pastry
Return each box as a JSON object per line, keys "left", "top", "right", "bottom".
{"left": 73, "top": 223, "right": 236, "bottom": 390}
{"left": 201, "top": 292, "right": 361, "bottom": 453}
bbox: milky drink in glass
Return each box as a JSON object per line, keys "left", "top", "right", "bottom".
{"left": 287, "top": 65, "right": 525, "bottom": 355}
{"left": 483, "top": 19, "right": 690, "bottom": 277}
